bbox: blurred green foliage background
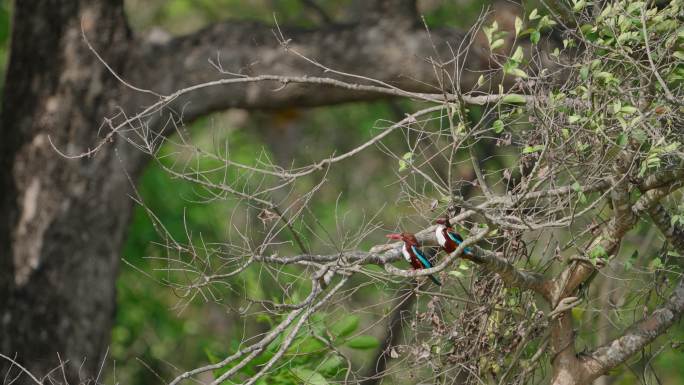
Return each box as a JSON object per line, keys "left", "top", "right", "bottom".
{"left": 1, "top": 0, "right": 684, "bottom": 384}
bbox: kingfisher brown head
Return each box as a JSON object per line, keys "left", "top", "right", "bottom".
{"left": 386, "top": 232, "right": 418, "bottom": 245}
{"left": 434, "top": 217, "right": 452, "bottom": 227}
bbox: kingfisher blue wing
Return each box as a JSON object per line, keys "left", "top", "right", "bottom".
{"left": 446, "top": 231, "right": 463, "bottom": 244}
{"left": 411, "top": 245, "right": 432, "bottom": 268}
{"left": 411, "top": 245, "right": 441, "bottom": 286}
{"left": 447, "top": 230, "right": 473, "bottom": 254}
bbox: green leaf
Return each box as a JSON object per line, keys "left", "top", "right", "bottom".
{"left": 291, "top": 367, "right": 329, "bottom": 385}
{"left": 477, "top": 74, "right": 485, "bottom": 86}
{"left": 579, "top": 66, "right": 589, "bottom": 80}
{"left": 649, "top": 257, "right": 664, "bottom": 271}
{"left": 398, "top": 152, "right": 413, "bottom": 171}
{"left": 492, "top": 119, "right": 504, "bottom": 134}
{"left": 330, "top": 315, "right": 359, "bottom": 338}
{"left": 522, "top": 145, "right": 545, "bottom": 154}
{"left": 515, "top": 16, "right": 523, "bottom": 36}
{"left": 317, "top": 355, "right": 344, "bottom": 375}
{"left": 612, "top": 101, "right": 621, "bottom": 114}
{"left": 310, "top": 313, "right": 327, "bottom": 335}
{"left": 519, "top": 27, "right": 536, "bottom": 37}
{"left": 538, "top": 15, "right": 557, "bottom": 30}
{"left": 626, "top": 1, "right": 645, "bottom": 15}
{"left": 573, "top": 180, "right": 586, "bottom": 203}
{"left": 571, "top": 306, "right": 585, "bottom": 321}
{"left": 568, "top": 115, "right": 581, "bottom": 124}
{"left": 507, "top": 67, "right": 528, "bottom": 78}
{"left": 512, "top": 46, "right": 524, "bottom": 62}
{"left": 578, "top": 191, "right": 587, "bottom": 204}
{"left": 483, "top": 20, "right": 499, "bottom": 45}
{"left": 632, "top": 128, "right": 647, "bottom": 143}
{"left": 502, "top": 94, "right": 527, "bottom": 104}
{"left": 617, "top": 133, "right": 627, "bottom": 146}
{"left": 620, "top": 106, "right": 638, "bottom": 114}
{"left": 595, "top": 71, "right": 614, "bottom": 81}
{"left": 490, "top": 38, "right": 505, "bottom": 50}
{"left": 345, "top": 335, "right": 380, "bottom": 350}
{"left": 529, "top": 8, "right": 539, "bottom": 20}
{"left": 530, "top": 30, "right": 540, "bottom": 44}
{"left": 673, "top": 51, "right": 684, "bottom": 61}
{"left": 449, "top": 270, "right": 464, "bottom": 278}
{"left": 576, "top": 142, "right": 589, "bottom": 152}
{"left": 573, "top": 0, "right": 587, "bottom": 12}
{"left": 589, "top": 245, "right": 607, "bottom": 262}
{"left": 580, "top": 24, "right": 596, "bottom": 35}
{"left": 289, "top": 336, "right": 325, "bottom": 354}
{"left": 662, "top": 142, "right": 680, "bottom": 153}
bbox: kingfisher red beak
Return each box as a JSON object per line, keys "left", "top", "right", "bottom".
{"left": 386, "top": 233, "right": 403, "bottom": 240}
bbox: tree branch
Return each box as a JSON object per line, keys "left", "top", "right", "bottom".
{"left": 582, "top": 279, "right": 684, "bottom": 382}
{"left": 258, "top": 217, "right": 550, "bottom": 297}
{"left": 476, "top": 249, "right": 553, "bottom": 299}
{"left": 125, "top": 18, "right": 481, "bottom": 120}
{"left": 633, "top": 180, "right": 684, "bottom": 216}
{"left": 638, "top": 161, "right": 684, "bottom": 191}
{"left": 647, "top": 203, "right": 684, "bottom": 256}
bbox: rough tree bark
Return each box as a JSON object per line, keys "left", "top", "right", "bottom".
{"left": 0, "top": 0, "right": 490, "bottom": 382}
{"left": 0, "top": 1, "right": 135, "bottom": 383}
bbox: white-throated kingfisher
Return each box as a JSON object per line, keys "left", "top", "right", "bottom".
{"left": 386, "top": 232, "right": 441, "bottom": 286}
{"left": 434, "top": 217, "right": 474, "bottom": 257}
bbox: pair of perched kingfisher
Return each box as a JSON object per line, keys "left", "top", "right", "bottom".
{"left": 386, "top": 217, "right": 473, "bottom": 286}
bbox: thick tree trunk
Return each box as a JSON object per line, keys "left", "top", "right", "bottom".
{"left": 0, "top": 1, "right": 135, "bottom": 382}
